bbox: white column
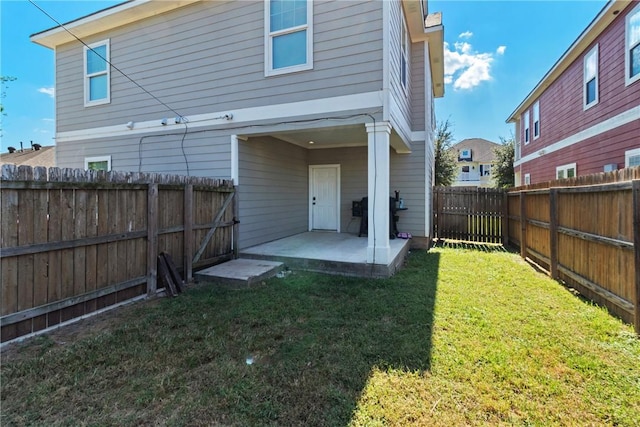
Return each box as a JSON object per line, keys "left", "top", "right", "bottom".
{"left": 230, "top": 135, "right": 245, "bottom": 185}
{"left": 365, "top": 121, "right": 392, "bottom": 264}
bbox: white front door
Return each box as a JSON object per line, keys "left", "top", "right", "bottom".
{"left": 309, "top": 165, "right": 340, "bottom": 231}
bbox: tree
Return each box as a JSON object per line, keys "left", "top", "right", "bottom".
{"left": 433, "top": 119, "right": 457, "bottom": 186}
{"left": 0, "top": 75, "right": 17, "bottom": 115}
{"left": 492, "top": 136, "right": 515, "bottom": 188}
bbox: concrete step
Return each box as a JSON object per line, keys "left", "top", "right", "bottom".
{"left": 194, "top": 258, "right": 285, "bottom": 289}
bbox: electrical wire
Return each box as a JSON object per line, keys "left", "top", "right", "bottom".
{"left": 28, "top": 0, "right": 186, "bottom": 121}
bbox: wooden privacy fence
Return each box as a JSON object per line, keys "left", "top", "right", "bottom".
{"left": 433, "top": 186, "right": 507, "bottom": 244}
{"left": 1, "top": 165, "right": 237, "bottom": 343}
{"left": 507, "top": 168, "right": 640, "bottom": 334}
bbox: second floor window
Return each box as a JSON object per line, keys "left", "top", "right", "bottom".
{"left": 400, "top": 12, "right": 409, "bottom": 90}
{"left": 533, "top": 101, "right": 540, "bottom": 139}
{"left": 626, "top": 3, "right": 640, "bottom": 85}
{"left": 584, "top": 45, "right": 598, "bottom": 109}
{"left": 265, "top": 0, "right": 313, "bottom": 76}
{"left": 84, "top": 40, "right": 110, "bottom": 106}
{"left": 523, "top": 111, "right": 530, "bottom": 145}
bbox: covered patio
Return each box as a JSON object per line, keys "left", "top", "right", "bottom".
{"left": 239, "top": 231, "right": 412, "bottom": 278}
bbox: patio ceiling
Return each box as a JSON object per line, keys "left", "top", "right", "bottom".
{"left": 246, "top": 124, "right": 409, "bottom": 152}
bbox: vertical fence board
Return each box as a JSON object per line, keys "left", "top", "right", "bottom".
{"left": 147, "top": 184, "right": 158, "bottom": 296}
{"left": 32, "top": 190, "right": 50, "bottom": 331}
{"left": 95, "top": 189, "right": 109, "bottom": 309}
{"left": 1, "top": 189, "right": 19, "bottom": 341}
{"left": 16, "top": 187, "right": 35, "bottom": 336}
{"left": 633, "top": 180, "right": 640, "bottom": 335}
{"left": 85, "top": 189, "right": 98, "bottom": 315}
{"left": 72, "top": 189, "right": 88, "bottom": 319}
{"left": 184, "top": 185, "right": 193, "bottom": 281}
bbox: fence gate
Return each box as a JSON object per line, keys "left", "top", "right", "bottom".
{"left": 433, "top": 187, "right": 507, "bottom": 244}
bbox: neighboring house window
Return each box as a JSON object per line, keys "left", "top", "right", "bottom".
{"left": 625, "top": 148, "right": 640, "bottom": 167}
{"left": 524, "top": 173, "right": 531, "bottom": 185}
{"left": 626, "top": 3, "right": 640, "bottom": 85}
{"left": 584, "top": 45, "right": 598, "bottom": 109}
{"left": 265, "top": 0, "right": 313, "bottom": 76}
{"left": 400, "top": 11, "right": 409, "bottom": 90}
{"left": 556, "top": 162, "right": 577, "bottom": 179}
{"left": 84, "top": 40, "right": 110, "bottom": 106}
{"left": 480, "top": 164, "right": 492, "bottom": 177}
{"left": 533, "top": 101, "right": 540, "bottom": 139}
{"left": 523, "top": 111, "right": 530, "bottom": 145}
{"left": 85, "top": 156, "right": 111, "bottom": 171}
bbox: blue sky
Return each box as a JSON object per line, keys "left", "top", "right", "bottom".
{"left": 0, "top": 0, "right": 608, "bottom": 152}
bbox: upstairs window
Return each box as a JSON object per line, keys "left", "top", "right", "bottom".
{"left": 84, "top": 40, "right": 110, "bottom": 106}
{"left": 626, "top": 3, "right": 640, "bottom": 85}
{"left": 523, "top": 111, "right": 530, "bottom": 145}
{"left": 533, "top": 101, "right": 540, "bottom": 139}
{"left": 584, "top": 45, "right": 598, "bottom": 109}
{"left": 265, "top": 0, "right": 313, "bottom": 76}
{"left": 400, "top": 12, "right": 409, "bottom": 90}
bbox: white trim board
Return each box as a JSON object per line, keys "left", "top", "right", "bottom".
{"left": 55, "top": 91, "right": 385, "bottom": 143}
{"left": 514, "top": 105, "right": 640, "bottom": 167}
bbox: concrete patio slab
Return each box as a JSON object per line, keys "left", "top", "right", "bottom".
{"left": 239, "top": 232, "right": 411, "bottom": 278}
{"left": 195, "top": 259, "right": 284, "bottom": 288}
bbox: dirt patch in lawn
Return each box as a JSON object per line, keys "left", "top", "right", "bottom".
{"left": 1, "top": 297, "right": 160, "bottom": 364}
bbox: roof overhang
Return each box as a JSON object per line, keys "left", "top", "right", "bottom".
{"left": 30, "top": 0, "right": 200, "bottom": 49}
{"left": 506, "top": 0, "right": 628, "bottom": 123}
{"left": 401, "top": 0, "right": 445, "bottom": 98}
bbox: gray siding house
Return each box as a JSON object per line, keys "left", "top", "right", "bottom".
{"left": 31, "top": 0, "right": 444, "bottom": 266}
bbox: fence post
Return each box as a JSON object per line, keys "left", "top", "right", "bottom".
{"left": 184, "top": 184, "right": 193, "bottom": 283}
{"left": 549, "top": 188, "right": 559, "bottom": 280}
{"left": 147, "top": 183, "right": 158, "bottom": 296}
{"left": 233, "top": 186, "right": 239, "bottom": 259}
{"left": 519, "top": 191, "right": 527, "bottom": 259}
{"left": 502, "top": 191, "right": 509, "bottom": 247}
{"left": 632, "top": 180, "right": 640, "bottom": 336}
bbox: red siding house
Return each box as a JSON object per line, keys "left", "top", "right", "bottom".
{"left": 507, "top": 0, "right": 640, "bottom": 186}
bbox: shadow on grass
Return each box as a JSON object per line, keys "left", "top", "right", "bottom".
{"left": 0, "top": 251, "right": 439, "bottom": 426}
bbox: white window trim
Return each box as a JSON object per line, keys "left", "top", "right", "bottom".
{"left": 400, "top": 10, "right": 409, "bottom": 93}
{"left": 85, "top": 155, "right": 112, "bottom": 171}
{"left": 83, "top": 39, "right": 110, "bottom": 107}
{"left": 626, "top": 3, "right": 640, "bottom": 86}
{"left": 524, "top": 173, "right": 531, "bottom": 185}
{"left": 625, "top": 147, "right": 640, "bottom": 167}
{"left": 556, "top": 162, "right": 577, "bottom": 179}
{"left": 533, "top": 100, "right": 540, "bottom": 140}
{"left": 264, "top": 0, "right": 313, "bottom": 77}
{"left": 523, "top": 111, "right": 530, "bottom": 145}
{"left": 583, "top": 44, "right": 599, "bottom": 110}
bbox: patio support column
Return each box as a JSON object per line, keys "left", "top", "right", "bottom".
{"left": 365, "top": 121, "right": 391, "bottom": 265}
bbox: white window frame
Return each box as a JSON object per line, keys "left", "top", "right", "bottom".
{"left": 83, "top": 39, "right": 110, "bottom": 107}
{"left": 533, "top": 101, "right": 540, "bottom": 139}
{"left": 626, "top": 3, "right": 640, "bottom": 86}
{"left": 523, "top": 111, "right": 530, "bottom": 145}
{"left": 264, "top": 0, "right": 313, "bottom": 77}
{"left": 625, "top": 147, "right": 640, "bottom": 167}
{"left": 524, "top": 173, "right": 531, "bottom": 185}
{"left": 583, "top": 45, "right": 599, "bottom": 110}
{"left": 556, "top": 162, "right": 577, "bottom": 179}
{"left": 85, "top": 155, "right": 112, "bottom": 171}
{"left": 400, "top": 10, "right": 409, "bottom": 92}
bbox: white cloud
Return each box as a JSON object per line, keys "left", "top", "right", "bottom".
{"left": 459, "top": 31, "right": 473, "bottom": 39}
{"left": 42, "top": 118, "right": 54, "bottom": 122}
{"left": 444, "top": 36, "right": 505, "bottom": 90}
{"left": 38, "top": 87, "right": 55, "bottom": 98}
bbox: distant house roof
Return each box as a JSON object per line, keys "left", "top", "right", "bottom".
{"left": 0, "top": 146, "right": 56, "bottom": 168}
{"left": 449, "top": 138, "right": 500, "bottom": 163}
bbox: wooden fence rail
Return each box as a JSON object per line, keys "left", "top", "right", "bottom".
{"left": 1, "top": 165, "right": 236, "bottom": 343}
{"left": 507, "top": 168, "right": 640, "bottom": 335}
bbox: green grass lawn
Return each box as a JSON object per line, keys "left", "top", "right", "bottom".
{"left": 2, "top": 244, "right": 639, "bottom": 426}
